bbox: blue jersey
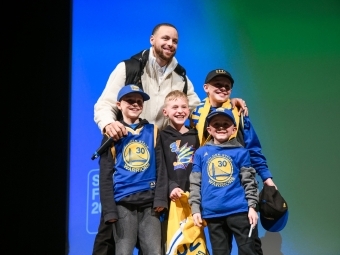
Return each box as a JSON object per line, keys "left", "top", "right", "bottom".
{"left": 192, "top": 144, "right": 251, "bottom": 218}
{"left": 190, "top": 97, "right": 273, "bottom": 181}
{"left": 113, "top": 124, "right": 157, "bottom": 202}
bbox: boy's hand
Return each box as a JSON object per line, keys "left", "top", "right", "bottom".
{"left": 193, "top": 213, "right": 203, "bottom": 227}
{"left": 154, "top": 207, "right": 164, "bottom": 212}
{"left": 248, "top": 207, "right": 258, "bottom": 226}
{"left": 264, "top": 178, "right": 278, "bottom": 190}
{"left": 170, "top": 188, "right": 184, "bottom": 201}
{"left": 230, "top": 98, "right": 249, "bottom": 116}
{"left": 104, "top": 121, "right": 128, "bottom": 141}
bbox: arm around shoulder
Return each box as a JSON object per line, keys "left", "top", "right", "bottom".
{"left": 94, "top": 62, "right": 127, "bottom": 133}
{"left": 186, "top": 76, "right": 201, "bottom": 112}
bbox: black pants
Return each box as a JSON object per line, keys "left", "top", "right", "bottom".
{"left": 206, "top": 213, "right": 261, "bottom": 255}
{"left": 227, "top": 225, "right": 262, "bottom": 255}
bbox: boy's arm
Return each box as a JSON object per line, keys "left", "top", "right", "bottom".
{"left": 169, "top": 179, "right": 181, "bottom": 195}
{"left": 239, "top": 166, "right": 259, "bottom": 208}
{"left": 242, "top": 116, "right": 274, "bottom": 182}
{"left": 189, "top": 172, "right": 202, "bottom": 214}
{"left": 154, "top": 130, "right": 168, "bottom": 209}
{"left": 99, "top": 135, "right": 118, "bottom": 224}
{"left": 189, "top": 152, "right": 203, "bottom": 215}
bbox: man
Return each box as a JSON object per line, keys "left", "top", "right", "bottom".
{"left": 95, "top": 23, "right": 200, "bottom": 141}
{"left": 93, "top": 23, "right": 247, "bottom": 255}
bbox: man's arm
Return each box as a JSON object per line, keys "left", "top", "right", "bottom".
{"left": 94, "top": 62, "right": 127, "bottom": 134}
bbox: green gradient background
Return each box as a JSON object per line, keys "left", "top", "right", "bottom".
{"left": 211, "top": 1, "right": 340, "bottom": 254}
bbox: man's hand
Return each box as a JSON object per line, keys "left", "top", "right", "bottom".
{"left": 104, "top": 121, "right": 128, "bottom": 141}
{"left": 264, "top": 178, "right": 278, "bottom": 190}
{"left": 170, "top": 188, "right": 184, "bottom": 202}
{"left": 193, "top": 213, "right": 203, "bottom": 227}
{"left": 230, "top": 98, "right": 248, "bottom": 116}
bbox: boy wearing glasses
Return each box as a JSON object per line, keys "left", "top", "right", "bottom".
{"left": 189, "top": 108, "right": 260, "bottom": 255}
{"left": 98, "top": 85, "right": 168, "bottom": 255}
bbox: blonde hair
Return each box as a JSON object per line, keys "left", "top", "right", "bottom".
{"left": 164, "top": 90, "right": 188, "bottom": 106}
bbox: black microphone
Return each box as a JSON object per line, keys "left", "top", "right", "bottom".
{"left": 91, "top": 136, "right": 113, "bottom": 160}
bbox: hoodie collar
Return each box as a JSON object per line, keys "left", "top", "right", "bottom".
{"left": 205, "top": 137, "right": 243, "bottom": 148}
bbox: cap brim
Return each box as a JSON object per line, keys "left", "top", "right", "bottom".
{"left": 207, "top": 112, "right": 236, "bottom": 126}
{"left": 260, "top": 210, "right": 289, "bottom": 232}
{"left": 140, "top": 92, "right": 150, "bottom": 101}
{"left": 118, "top": 91, "right": 150, "bottom": 102}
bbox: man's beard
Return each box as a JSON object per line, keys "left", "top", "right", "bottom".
{"left": 154, "top": 46, "right": 176, "bottom": 63}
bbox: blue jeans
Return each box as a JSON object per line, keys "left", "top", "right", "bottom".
{"left": 113, "top": 204, "right": 161, "bottom": 255}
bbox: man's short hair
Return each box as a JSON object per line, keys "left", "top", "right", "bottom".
{"left": 152, "top": 23, "right": 177, "bottom": 35}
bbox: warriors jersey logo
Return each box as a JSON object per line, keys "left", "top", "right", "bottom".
{"left": 207, "top": 154, "right": 234, "bottom": 187}
{"left": 123, "top": 140, "right": 150, "bottom": 172}
{"left": 170, "top": 140, "right": 195, "bottom": 170}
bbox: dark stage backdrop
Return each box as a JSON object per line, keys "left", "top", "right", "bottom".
{"left": 7, "top": 1, "right": 70, "bottom": 255}
{"left": 69, "top": 1, "right": 340, "bottom": 254}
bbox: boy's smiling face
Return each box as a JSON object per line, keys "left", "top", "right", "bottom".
{"left": 204, "top": 76, "right": 232, "bottom": 107}
{"left": 207, "top": 115, "right": 237, "bottom": 144}
{"left": 163, "top": 96, "right": 189, "bottom": 130}
{"left": 117, "top": 93, "right": 144, "bottom": 123}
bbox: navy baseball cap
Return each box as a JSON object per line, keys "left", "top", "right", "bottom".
{"left": 259, "top": 185, "right": 289, "bottom": 232}
{"left": 206, "top": 107, "right": 236, "bottom": 126}
{"left": 205, "top": 69, "right": 234, "bottom": 87}
{"left": 117, "top": 85, "right": 150, "bottom": 102}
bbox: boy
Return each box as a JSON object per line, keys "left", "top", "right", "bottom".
{"left": 99, "top": 84, "right": 168, "bottom": 255}
{"left": 160, "top": 90, "right": 208, "bottom": 255}
{"left": 161, "top": 90, "right": 199, "bottom": 200}
{"left": 190, "top": 69, "right": 275, "bottom": 254}
{"left": 189, "top": 107, "right": 259, "bottom": 255}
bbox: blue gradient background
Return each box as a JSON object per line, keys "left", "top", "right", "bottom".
{"left": 69, "top": 1, "right": 340, "bottom": 254}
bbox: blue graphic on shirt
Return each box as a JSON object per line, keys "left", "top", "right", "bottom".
{"left": 170, "top": 140, "right": 194, "bottom": 170}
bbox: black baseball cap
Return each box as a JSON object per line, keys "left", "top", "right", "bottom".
{"left": 205, "top": 69, "right": 234, "bottom": 87}
{"left": 259, "top": 185, "right": 289, "bottom": 232}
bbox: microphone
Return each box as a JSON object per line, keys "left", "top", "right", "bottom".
{"left": 91, "top": 136, "right": 113, "bottom": 160}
